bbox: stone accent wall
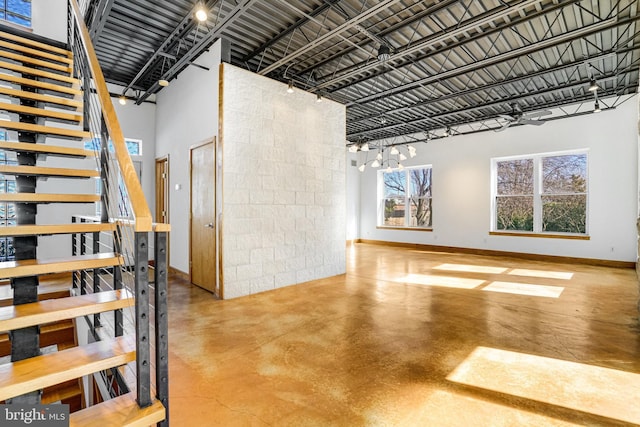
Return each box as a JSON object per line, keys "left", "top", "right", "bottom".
{"left": 220, "top": 64, "right": 346, "bottom": 299}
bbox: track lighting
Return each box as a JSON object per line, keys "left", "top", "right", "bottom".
{"left": 399, "top": 153, "right": 407, "bottom": 161}
{"left": 376, "top": 152, "right": 383, "bottom": 161}
{"left": 593, "top": 101, "right": 601, "bottom": 113}
{"left": 360, "top": 143, "right": 369, "bottom": 152}
{"left": 588, "top": 78, "right": 600, "bottom": 92}
{"left": 348, "top": 145, "right": 358, "bottom": 153}
{"left": 287, "top": 80, "right": 294, "bottom": 93}
{"left": 316, "top": 93, "right": 322, "bottom": 103}
{"left": 390, "top": 146, "right": 399, "bottom": 155}
{"left": 371, "top": 159, "right": 381, "bottom": 168}
{"left": 118, "top": 95, "right": 127, "bottom": 105}
{"left": 358, "top": 164, "right": 366, "bottom": 172}
{"left": 158, "top": 79, "right": 169, "bottom": 87}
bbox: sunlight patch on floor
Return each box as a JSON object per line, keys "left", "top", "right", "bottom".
{"left": 482, "top": 281, "right": 564, "bottom": 298}
{"left": 433, "top": 263, "right": 508, "bottom": 274}
{"left": 508, "top": 269, "right": 574, "bottom": 280}
{"left": 447, "top": 346, "right": 640, "bottom": 425}
{"left": 396, "top": 274, "right": 485, "bottom": 289}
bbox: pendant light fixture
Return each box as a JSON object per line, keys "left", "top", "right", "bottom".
{"left": 195, "top": 2, "right": 208, "bottom": 22}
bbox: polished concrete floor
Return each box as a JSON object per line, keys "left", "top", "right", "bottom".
{"left": 168, "top": 243, "right": 640, "bottom": 426}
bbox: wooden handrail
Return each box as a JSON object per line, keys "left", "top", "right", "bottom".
{"left": 68, "top": 0, "right": 152, "bottom": 232}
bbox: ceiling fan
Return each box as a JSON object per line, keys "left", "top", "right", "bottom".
{"left": 496, "top": 103, "right": 552, "bottom": 132}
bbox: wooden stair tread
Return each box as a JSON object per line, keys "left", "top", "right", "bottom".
{"left": 0, "top": 193, "right": 99, "bottom": 203}
{"left": 42, "top": 381, "right": 82, "bottom": 405}
{"left": 0, "top": 290, "right": 133, "bottom": 332}
{"left": 0, "top": 72, "right": 81, "bottom": 96}
{"left": 0, "top": 49, "right": 72, "bottom": 74}
{"left": 0, "top": 120, "right": 90, "bottom": 139}
{"left": 0, "top": 141, "right": 95, "bottom": 158}
{"left": 0, "top": 39, "right": 73, "bottom": 65}
{"left": 0, "top": 86, "right": 82, "bottom": 110}
{"left": 0, "top": 60, "right": 76, "bottom": 84}
{"left": 0, "top": 252, "right": 122, "bottom": 280}
{"left": 0, "top": 282, "right": 70, "bottom": 302}
{"left": 0, "top": 335, "right": 135, "bottom": 401}
{"left": 0, "top": 31, "right": 72, "bottom": 58}
{"left": 0, "top": 165, "right": 98, "bottom": 178}
{"left": 0, "top": 320, "right": 75, "bottom": 358}
{"left": 70, "top": 392, "right": 165, "bottom": 427}
{"left": 0, "top": 222, "right": 115, "bottom": 237}
{"left": 0, "top": 101, "right": 82, "bottom": 122}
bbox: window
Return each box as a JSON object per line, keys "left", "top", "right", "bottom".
{"left": 0, "top": 131, "right": 15, "bottom": 261}
{"left": 85, "top": 138, "right": 142, "bottom": 217}
{"left": 84, "top": 138, "right": 142, "bottom": 156}
{"left": 1, "top": 0, "right": 31, "bottom": 27}
{"left": 379, "top": 166, "right": 432, "bottom": 229}
{"left": 493, "top": 151, "right": 587, "bottom": 235}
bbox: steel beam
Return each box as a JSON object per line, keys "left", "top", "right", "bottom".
{"left": 347, "top": 49, "right": 628, "bottom": 126}
{"left": 241, "top": 0, "right": 342, "bottom": 63}
{"left": 314, "top": 0, "right": 551, "bottom": 90}
{"left": 258, "top": 0, "right": 404, "bottom": 76}
{"left": 136, "top": 0, "right": 258, "bottom": 104}
{"left": 345, "top": 17, "right": 630, "bottom": 107}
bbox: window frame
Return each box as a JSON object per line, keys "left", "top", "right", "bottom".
{"left": 1, "top": 0, "right": 31, "bottom": 28}
{"left": 491, "top": 149, "right": 589, "bottom": 237}
{"left": 377, "top": 165, "right": 433, "bottom": 230}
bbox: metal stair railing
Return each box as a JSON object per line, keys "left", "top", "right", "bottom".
{"left": 67, "top": 0, "right": 170, "bottom": 424}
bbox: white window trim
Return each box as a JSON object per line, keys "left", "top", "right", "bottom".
{"left": 490, "top": 149, "right": 589, "bottom": 236}
{"left": 1, "top": 1, "right": 32, "bottom": 29}
{"left": 377, "top": 164, "right": 433, "bottom": 229}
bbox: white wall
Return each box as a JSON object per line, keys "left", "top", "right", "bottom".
{"left": 346, "top": 153, "right": 360, "bottom": 240}
{"left": 155, "top": 44, "right": 222, "bottom": 273}
{"left": 356, "top": 97, "right": 639, "bottom": 262}
{"left": 31, "top": 0, "right": 67, "bottom": 42}
{"left": 220, "top": 64, "right": 346, "bottom": 299}
{"left": 111, "top": 93, "right": 157, "bottom": 217}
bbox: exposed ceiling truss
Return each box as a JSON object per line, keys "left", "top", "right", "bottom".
{"left": 86, "top": 0, "right": 640, "bottom": 145}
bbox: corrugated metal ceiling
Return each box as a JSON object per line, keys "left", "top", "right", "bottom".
{"left": 85, "top": 0, "right": 640, "bottom": 144}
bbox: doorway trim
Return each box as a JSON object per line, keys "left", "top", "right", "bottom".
{"left": 155, "top": 155, "right": 169, "bottom": 224}
{"left": 189, "top": 137, "right": 219, "bottom": 296}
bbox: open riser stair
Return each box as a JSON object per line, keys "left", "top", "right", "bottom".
{"left": 0, "top": 2, "right": 169, "bottom": 426}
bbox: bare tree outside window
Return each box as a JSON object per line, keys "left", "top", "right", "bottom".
{"left": 493, "top": 152, "right": 587, "bottom": 234}
{"left": 381, "top": 167, "right": 432, "bottom": 228}
{"left": 496, "top": 159, "right": 534, "bottom": 231}
{"left": 542, "top": 154, "right": 587, "bottom": 233}
{"left": 410, "top": 168, "right": 432, "bottom": 227}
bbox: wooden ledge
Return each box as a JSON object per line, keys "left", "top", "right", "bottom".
{"left": 376, "top": 226, "right": 433, "bottom": 232}
{"left": 489, "top": 231, "right": 590, "bottom": 240}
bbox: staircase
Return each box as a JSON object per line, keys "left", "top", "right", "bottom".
{"left": 0, "top": 1, "right": 169, "bottom": 425}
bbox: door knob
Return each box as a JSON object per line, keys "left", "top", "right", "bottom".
{"left": 205, "top": 223, "right": 214, "bottom": 228}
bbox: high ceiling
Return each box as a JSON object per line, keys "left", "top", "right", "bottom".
{"left": 85, "top": 0, "right": 640, "bottom": 145}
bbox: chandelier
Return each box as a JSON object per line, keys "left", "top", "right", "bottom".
{"left": 348, "top": 142, "right": 417, "bottom": 172}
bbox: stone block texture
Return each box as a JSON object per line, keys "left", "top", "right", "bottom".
{"left": 220, "top": 64, "right": 346, "bottom": 299}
